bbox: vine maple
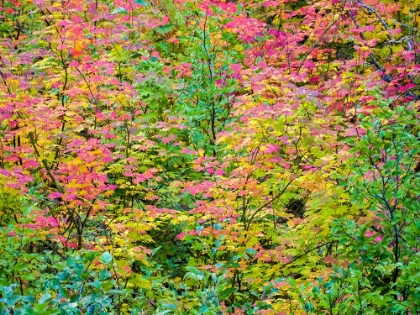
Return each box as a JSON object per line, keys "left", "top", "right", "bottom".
{"left": 0, "top": 0, "right": 419, "bottom": 314}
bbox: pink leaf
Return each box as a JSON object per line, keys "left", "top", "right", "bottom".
{"left": 364, "top": 230, "right": 374, "bottom": 237}
{"left": 215, "top": 169, "right": 226, "bottom": 176}
{"left": 374, "top": 235, "right": 383, "bottom": 242}
{"left": 230, "top": 63, "right": 242, "bottom": 73}
{"left": 67, "top": 242, "right": 78, "bottom": 249}
{"left": 48, "top": 192, "right": 63, "bottom": 199}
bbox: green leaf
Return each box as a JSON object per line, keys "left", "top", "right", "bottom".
{"left": 218, "top": 287, "right": 237, "bottom": 299}
{"left": 38, "top": 293, "right": 52, "bottom": 304}
{"left": 134, "top": 0, "right": 148, "bottom": 6}
{"left": 101, "top": 252, "right": 113, "bottom": 264}
{"left": 151, "top": 246, "right": 162, "bottom": 257}
{"left": 111, "top": 7, "right": 128, "bottom": 14}
{"left": 99, "top": 269, "right": 111, "bottom": 280}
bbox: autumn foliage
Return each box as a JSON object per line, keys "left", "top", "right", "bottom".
{"left": 0, "top": 0, "right": 419, "bottom": 314}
